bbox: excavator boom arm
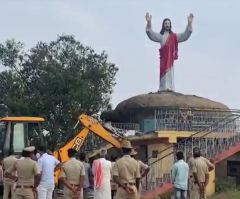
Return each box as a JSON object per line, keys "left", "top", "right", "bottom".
{"left": 54, "top": 114, "right": 121, "bottom": 163}
{"left": 79, "top": 114, "right": 121, "bottom": 148}
{"left": 53, "top": 128, "right": 89, "bottom": 163}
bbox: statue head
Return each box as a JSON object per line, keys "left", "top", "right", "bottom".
{"left": 160, "top": 18, "right": 172, "bottom": 35}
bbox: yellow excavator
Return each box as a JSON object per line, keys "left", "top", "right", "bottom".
{"left": 0, "top": 114, "right": 122, "bottom": 160}
{"left": 53, "top": 114, "right": 122, "bottom": 163}
{"left": 0, "top": 116, "right": 46, "bottom": 157}
{"left": 0, "top": 114, "right": 122, "bottom": 182}
{"left": 0, "top": 116, "right": 46, "bottom": 194}
{"left": 52, "top": 114, "right": 123, "bottom": 183}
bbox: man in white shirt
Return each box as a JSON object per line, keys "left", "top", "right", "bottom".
{"left": 37, "top": 146, "right": 61, "bottom": 199}
{"left": 171, "top": 151, "right": 189, "bottom": 199}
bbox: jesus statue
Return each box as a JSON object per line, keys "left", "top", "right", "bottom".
{"left": 145, "top": 12, "right": 194, "bottom": 91}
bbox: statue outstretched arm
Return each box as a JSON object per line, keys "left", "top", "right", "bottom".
{"left": 177, "top": 13, "right": 194, "bottom": 43}
{"left": 145, "top": 12, "right": 162, "bottom": 43}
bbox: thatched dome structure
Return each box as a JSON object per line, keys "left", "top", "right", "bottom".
{"left": 101, "top": 91, "right": 229, "bottom": 123}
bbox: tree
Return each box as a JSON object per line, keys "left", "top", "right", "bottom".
{"left": 0, "top": 35, "right": 118, "bottom": 149}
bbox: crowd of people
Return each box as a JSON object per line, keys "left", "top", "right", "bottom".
{"left": 0, "top": 141, "right": 214, "bottom": 199}
{"left": 0, "top": 140, "right": 150, "bottom": 199}
{"left": 91, "top": 140, "right": 150, "bottom": 199}
{"left": 1, "top": 146, "right": 86, "bottom": 199}
{"left": 172, "top": 147, "right": 214, "bottom": 199}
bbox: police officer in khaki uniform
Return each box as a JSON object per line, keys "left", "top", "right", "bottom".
{"left": 2, "top": 152, "right": 17, "bottom": 199}
{"left": 112, "top": 140, "right": 141, "bottom": 199}
{"left": 60, "top": 148, "right": 85, "bottom": 199}
{"left": 130, "top": 149, "right": 149, "bottom": 196}
{"left": 189, "top": 147, "right": 214, "bottom": 199}
{"left": 188, "top": 150, "right": 214, "bottom": 199}
{"left": 130, "top": 149, "right": 150, "bottom": 178}
{"left": 5, "top": 146, "right": 41, "bottom": 199}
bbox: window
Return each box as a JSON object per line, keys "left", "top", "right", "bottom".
{"left": 28, "top": 123, "right": 44, "bottom": 148}
{"left": 152, "top": 150, "right": 158, "bottom": 158}
{"left": 0, "top": 122, "right": 6, "bottom": 142}
{"left": 0, "top": 122, "right": 7, "bottom": 152}
{"left": 227, "top": 161, "right": 240, "bottom": 177}
{"left": 13, "top": 123, "right": 25, "bottom": 153}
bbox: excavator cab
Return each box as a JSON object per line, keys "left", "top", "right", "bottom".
{"left": 0, "top": 117, "right": 45, "bottom": 157}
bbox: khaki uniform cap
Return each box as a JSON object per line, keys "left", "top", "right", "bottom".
{"left": 121, "top": 140, "right": 133, "bottom": 149}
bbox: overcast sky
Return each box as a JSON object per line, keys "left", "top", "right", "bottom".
{"left": 0, "top": 0, "right": 240, "bottom": 109}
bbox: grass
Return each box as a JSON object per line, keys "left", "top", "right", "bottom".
{"left": 209, "top": 190, "right": 240, "bottom": 199}
{"left": 154, "top": 188, "right": 240, "bottom": 199}
{"left": 155, "top": 191, "right": 240, "bottom": 199}
{"left": 150, "top": 179, "right": 240, "bottom": 199}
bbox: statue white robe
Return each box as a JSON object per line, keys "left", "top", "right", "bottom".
{"left": 146, "top": 24, "right": 192, "bottom": 91}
